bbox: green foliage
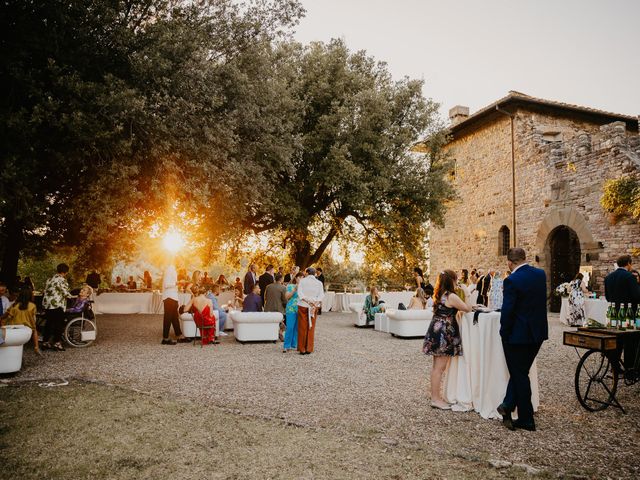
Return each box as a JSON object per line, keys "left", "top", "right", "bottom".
{"left": 601, "top": 177, "right": 640, "bottom": 221}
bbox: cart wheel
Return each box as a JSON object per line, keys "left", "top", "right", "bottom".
{"left": 64, "top": 317, "right": 97, "bottom": 348}
{"left": 575, "top": 349, "right": 618, "bottom": 411}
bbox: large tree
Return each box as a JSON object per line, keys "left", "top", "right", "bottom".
{"left": 0, "top": 0, "right": 304, "bottom": 280}
{"left": 241, "top": 40, "right": 455, "bottom": 268}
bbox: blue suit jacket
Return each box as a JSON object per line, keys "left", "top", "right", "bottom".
{"left": 500, "top": 264, "right": 548, "bottom": 345}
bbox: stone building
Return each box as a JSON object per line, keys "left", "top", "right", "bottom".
{"left": 429, "top": 91, "right": 640, "bottom": 310}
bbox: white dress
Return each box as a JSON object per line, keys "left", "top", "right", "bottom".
{"left": 487, "top": 277, "right": 504, "bottom": 310}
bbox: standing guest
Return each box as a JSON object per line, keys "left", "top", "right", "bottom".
{"left": 296, "top": 267, "right": 325, "bottom": 355}
{"left": 497, "top": 248, "right": 548, "bottom": 431}
{"left": 41, "top": 263, "right": 72, "bottom": 352}
{"left": 3, "top": 286, "right": 40, "bottom": 355}
{"left": 315, "top": 268, "right": 326, "bottom": 314}
{"left": 477, "top": 270, "right": 494, "bottom": 306}
{"left": 414, "top": 267, "right": 427, "bottom": 290}
{"left": 567, "top": 272, "right": 589, "bottom": 326}
{"left": 143, "top": 271, "right": 153, "bottom": 289}
{"left": 242, "top": 284, "right": 262, "bottom": 312}
{"left": 206, "top": 284, "right": 228, "bottom": 336}
{"left": 127, "top": 275, "right": 137, "bottom": 290}
{"left": 363, "top": 286, "right": 386, "bottom": 325}
{"left": 469, "top": 269, "right": 479, "bottom": 287}
{"left": 233, "top": 277, "right": 244, "bottom": 308}
{"left": 264, "top": 273, "right": 287, "bottom": 314}
{"left": 283, "top": 272, "right": 304, "bottom": 353}
{"left": 258, "top": 265, "right": 275, "bottom": 308}
{"left": 605, "top": 254, "right": 640, "bottom": 316}
{"left": 22, "top": 276, "right": 35, "bottom": 291}
{"left": 161, "top": 262, "right": 189, "bottom": 345}
{"left": 423, "top": 270, "right": 471, "bottom": 409}
{"left": 631, "top": 270, "right": 640, "bottom": 285}
{"left": 284, "top": 266, "right": 300, "bottom": 284}
{"left": 85, "top": 271, "right": 101, "bottom": 290}
{"left": 460, "top": 269, "right": 469, "bottom": 286}
{"left": 265, "top": 273, "right": 288, "bottom": 339}
{"left": 277, "top": 266, "right": 285, "bottom": 279}
{"left": 243, "top": 263, "right": 258, "bottom": 295}
{"left": 487, "top": 272, "right": 504, "bottom": 309}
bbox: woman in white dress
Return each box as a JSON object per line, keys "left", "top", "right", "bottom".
{"left": 568, "top": 272, "right": 589, "bottom": 326}
{"left": 487, "top": 271, "right": 504, "bottom": 309}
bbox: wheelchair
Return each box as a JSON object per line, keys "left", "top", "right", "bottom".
{"left": 35, "top": 296, "right": 98, "bottom": 348}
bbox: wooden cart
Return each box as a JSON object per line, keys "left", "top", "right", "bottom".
{"left": 563, "top": 327, "right": 640, "bottom": 413}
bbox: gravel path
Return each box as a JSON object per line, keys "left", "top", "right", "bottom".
{"left": 14, "top": 312, "right": 640, "bottom": 478}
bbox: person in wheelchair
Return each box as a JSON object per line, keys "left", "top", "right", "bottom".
{"left": 66, "top": 285, "right": 94, "bottom": 317}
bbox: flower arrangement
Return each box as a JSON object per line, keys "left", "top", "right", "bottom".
{"left": 554, "top": 282, "right": 571, "bottom": 297}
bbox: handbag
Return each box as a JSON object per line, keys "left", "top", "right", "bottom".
{"left": 398, "top": 302, "right": 407, "bottom": 310}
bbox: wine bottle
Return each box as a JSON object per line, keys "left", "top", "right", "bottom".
{"left": 626, "top": 304, "right": 634, "bottom": 329}
{"left": 610, "top": 303, "right": 617, "bottom": 328}
{"left": 618, "top": 304, "right": 627, "bottom": 330}
{"left": 635, "top": 306, "right": 640, "bottom": 330}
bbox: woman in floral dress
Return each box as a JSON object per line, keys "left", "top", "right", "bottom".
{"left": 568, "top": 272, "right": 589, "bottom": 326}
{"left": 423, "top": 270, "right": 471, "bottom": 409}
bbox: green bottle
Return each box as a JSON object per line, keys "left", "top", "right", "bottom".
{"left": 635, "top": 307, "right": 640, "bottom": 330}
{"left": 628, "top": 305, "right": 636, "bottom": 330}
{"left": 610, "top": 304, "right": 618, "bottom": 328}
{"left": 618, "top": 304, "right": 627, "bottom": 330}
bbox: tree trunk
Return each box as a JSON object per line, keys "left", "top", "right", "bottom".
{"left": 291, "top": 224, "right": 341, "bottom": 270}
{"left": 0, "top": 216, "right": 24, "bottom": 284}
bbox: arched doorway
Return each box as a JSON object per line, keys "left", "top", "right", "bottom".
{"left": 548, "top": 225, "right": 581, "bottom": 312}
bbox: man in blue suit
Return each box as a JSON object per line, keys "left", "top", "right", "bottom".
{"left": 498, "top": 247, "right": 548, "bottom": 431}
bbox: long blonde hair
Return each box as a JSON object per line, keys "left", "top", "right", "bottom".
{"left": 415, "top": 287, "right": 427, "bottom": 308}
{"left": 369, "top": 286, "right": 379, "bottom": 304}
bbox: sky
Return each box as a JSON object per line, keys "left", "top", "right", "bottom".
{"left": 293, "top": 0, "right": 640, "bottom": 121}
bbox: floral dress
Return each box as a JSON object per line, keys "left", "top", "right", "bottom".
{"left": 488, "top": 277, "right": 504, "bottom": 309}
{"left": 422, "top": 294, "right": 462, "bottom": 356}
{"left": 568, "top": 279, "right": 586, "bottom": 326}
{"left": 363, "top": 294, "right": 384, "bottom": 325}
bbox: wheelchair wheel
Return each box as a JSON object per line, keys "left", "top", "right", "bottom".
{"left": 64, "top": 317, "right": 97, "bottom": 347}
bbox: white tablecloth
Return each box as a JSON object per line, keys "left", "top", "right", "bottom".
{"left": 94, "top": 292, "right": 193, "bottom": 314}
{"left": 445, "top": 311, "right": 539, "bottom": 420}
{"left": 330, "top": 292, "right": 414, "bottom": 312}
{"left": 559, "top": 297, "right": 608, "bottom": 325}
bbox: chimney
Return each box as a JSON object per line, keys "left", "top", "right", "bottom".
{"left": 449, "top": 105, "right": 469, "bottom": 125}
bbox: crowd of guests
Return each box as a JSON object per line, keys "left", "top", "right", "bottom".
{"left": 160, "top": 262, "right": 327, "bottom": 354}
{"left": 0, "top": 263, "right": 94, "bottom": 354}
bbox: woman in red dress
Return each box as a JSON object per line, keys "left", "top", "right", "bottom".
{"left": 183, "top": 286, "right": 217, "bottom": 345}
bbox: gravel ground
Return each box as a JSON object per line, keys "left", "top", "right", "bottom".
{"left": 11, "top": 312, "right": 640, "bottom": 478}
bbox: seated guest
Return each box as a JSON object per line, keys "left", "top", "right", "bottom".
{"left": 3, "top": 286, "right": 40, "bottom": 355}
{"left": 206, "top": 284, "right": 228, "bottom": 336}
{"left": 242, "top": 284, "right": 262, "bottom": 312}
{"left": 113, "top": 276, "right": 125, "bottom": 289}
{"left": 233, "top": 277, "right": 244, "bottom": 308}
{"left": 189, "top": 270, "right": 202, "bottom": 293}
{"left": 408, "top": 288, "right": 432, "bottom": 310}
{"left": 423, "top": 277, "right": 434, "bottom": 297}
{"left": 363, "top": 286, "right": 385, "bottom": 325}
{"left": 127, "top": 276, "right": 137, "bottom": 290}
{"left": 215, "top": 274, "right": 230, "bottom": 289}
{"left": 67, "top": 285, "right": 93, "bottom": 313}
{"left": 183, "top": 286, "right": 217, "bottom": 345}
{"left": 143, "top": 270, "right": 153, "bottom": 289}
{"left": 0, "top": 281, "right": 11, "bottom": 316}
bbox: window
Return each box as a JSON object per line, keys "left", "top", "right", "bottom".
{"left": 499, "top": 225, "right": 510, "bottom": 256}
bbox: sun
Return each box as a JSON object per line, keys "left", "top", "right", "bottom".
{"left": 162, "top": 228, "right": 186, "bottom": 254}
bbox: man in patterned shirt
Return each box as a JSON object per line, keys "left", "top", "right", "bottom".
{"left": 42, "top": 263, "right": 71, "bottom": 351}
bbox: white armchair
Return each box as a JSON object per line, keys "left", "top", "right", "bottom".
{"left": 0, "top": 325, "right": 33, "bottom": 373}
{"left": 230, "top": 311, "right": 282, "bottom": 342}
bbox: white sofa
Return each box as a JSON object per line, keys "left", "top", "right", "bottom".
{"left": 349, "top": 302, "right": 370, "bottom": 327}
{"left": 386, "top": 308, "right": 433, "bottom": 337}
{"left": 0, "top": 325, "right": 33, "bottom": 373}
{"left": 230, "top": 311, "right": 282, "bottom": 342}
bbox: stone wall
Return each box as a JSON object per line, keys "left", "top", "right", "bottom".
{"left": 430, "top": 107, "right": 640, "bottom": 296}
